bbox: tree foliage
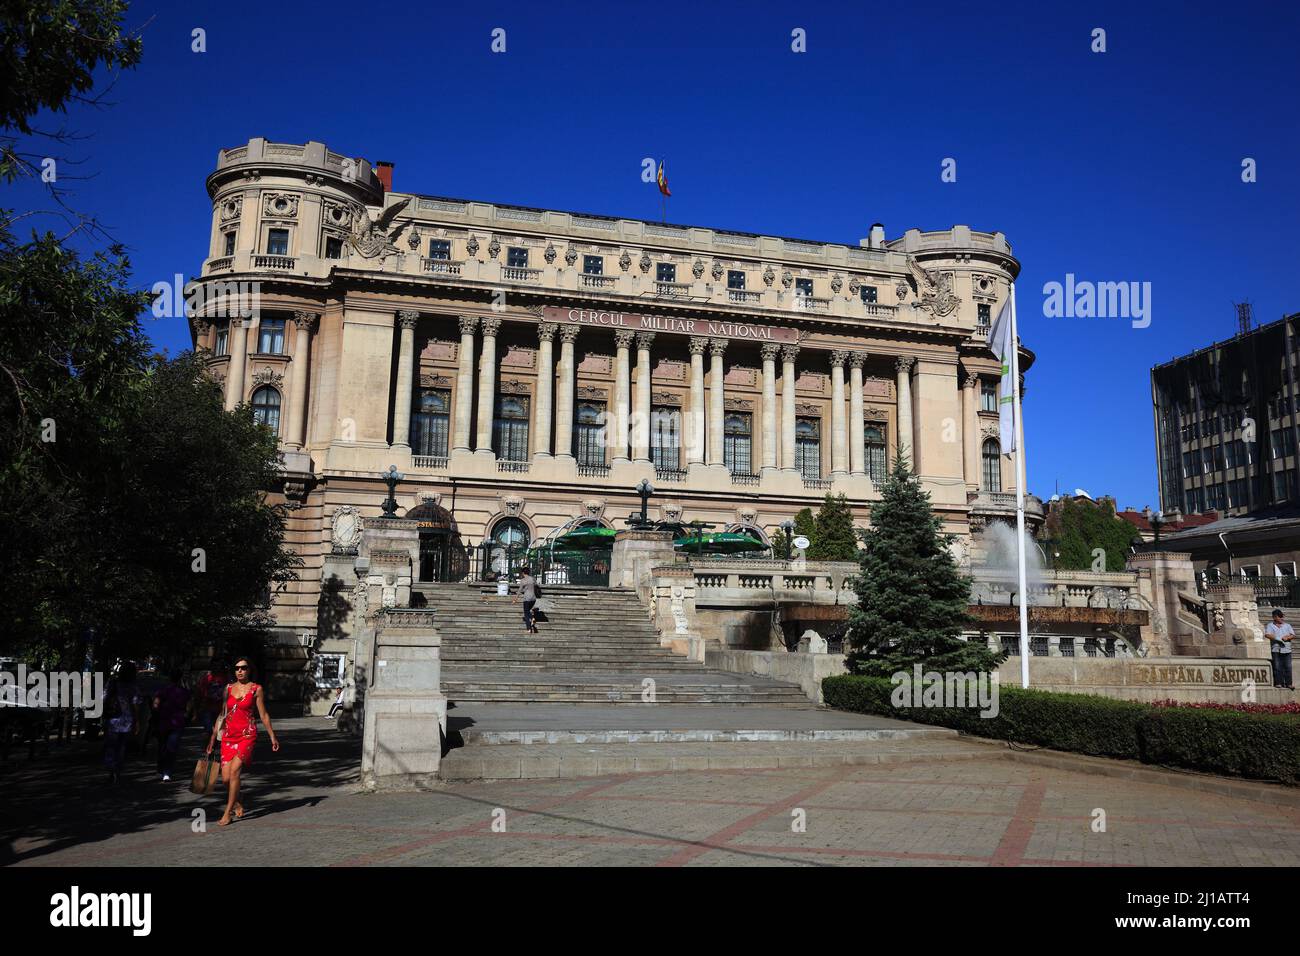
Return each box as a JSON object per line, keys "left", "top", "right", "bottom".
{"left": 1043, "top": 497, "right": 1139, "bottom": 572}
{"left": 847, "top": 454, "right": 1003, "bottom": 676}
{"left": 0, "top": 228, "right": 299, "bottom": 670}
{"left": 808, "top": 493, "right": 859, "bottom": 561}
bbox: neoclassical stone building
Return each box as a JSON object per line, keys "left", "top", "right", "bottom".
{"left": 190, "top": 138, "right": 1037, "bottom": 684}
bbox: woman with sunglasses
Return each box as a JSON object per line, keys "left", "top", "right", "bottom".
{"left": 205, "top": 658, "right": 280, "bottom": 826}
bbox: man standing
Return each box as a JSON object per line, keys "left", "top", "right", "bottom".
{"left": 1266, "top": 609, "right": 1294, "bottom": 690}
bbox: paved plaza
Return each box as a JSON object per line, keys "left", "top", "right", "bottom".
{"left": 5, "top": 717, "right": 1300, "bottom": 867}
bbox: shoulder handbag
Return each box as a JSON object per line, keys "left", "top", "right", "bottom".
{"left": 212, "top": 684, "right": 231, "bottom": 738}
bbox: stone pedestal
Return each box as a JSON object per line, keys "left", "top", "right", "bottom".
{"left": 649, "top": 564, "right": 704, "bottom": 661}
{"left": 1204, "top": 582, "right": 1268, "bottom": 656}
{"left": 359, "top": 609, "right": 447, "bottom": 791}
{"left": 610, "top": 529, "right": 679, "bottom": 593}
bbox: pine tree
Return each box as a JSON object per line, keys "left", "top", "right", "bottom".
{"left": 808, "top": 493, "right": 859, "bottom": 561}
{"left": 847, "top": 454, "right": 1003, "bottom": 676}
{"left": 793, "top": 507, "right": 816, "bottom": 544}
{"left": 770, "top": 526, "right": 792, "bottom": 559}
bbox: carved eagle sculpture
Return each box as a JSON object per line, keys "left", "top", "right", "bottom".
{"left": 906, "top": 255, "right": 961, "bottom": 318}
{"left": 350, "top": 196, "right": 411, "bottom": 258}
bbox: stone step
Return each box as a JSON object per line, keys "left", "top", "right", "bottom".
{"left": 439, "top": 738, "right": 988, "bottom": 780}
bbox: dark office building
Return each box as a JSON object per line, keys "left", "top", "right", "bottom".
{"left": 1151, "top": 312, "right": 1300, "bottom": 517}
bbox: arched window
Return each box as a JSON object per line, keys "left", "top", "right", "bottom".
{"left": 982, "top": 438, "right": 1001, "bottom": 492}
{"left": 252, "top": 386, "right": 281, "bottom": 434}
{"left": 864, "top": 424, "right": 887, "bottom": 482}
{"left": 490, "top": 517, "right": 531, "bottom": 549}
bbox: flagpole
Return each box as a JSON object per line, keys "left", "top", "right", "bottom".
{"left": 1008, "top": 281, "right": 1030, "bottom": 688}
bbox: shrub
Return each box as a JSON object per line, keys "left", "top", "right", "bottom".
{"left": 822, "top": 675, "right": 1300, "bottom": 784}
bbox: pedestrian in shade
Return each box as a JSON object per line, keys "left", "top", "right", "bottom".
{"left": 102, "top": 662, "right": 142, "bottom": 785}
{"left": 152, "top": 668, "right": 189, "bottom": 781}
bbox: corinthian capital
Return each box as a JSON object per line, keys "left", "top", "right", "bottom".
{"left": 829, "top": 349, "right": 849, "bottom": 368}
{"left": 559, "top": 324, "right": 580, "bottom": 344}
{"left": 761, "top": 343, "right": 781, "bottom": 362}
{"left": 480, "top": 317, "right": 502, "bottom": 336}
{"left": 458, "top": 315, "right": 479, "bottom": 336}
{"left": 895, "top": 356, "right": 916, "bottom": 374}
{"left": 614, "top": 330, "right": 635, "bottom": 349}
{"left": 708, "top": 337, "right": 728, "bottom": 356}
{"left": 635, "top": 331, "right": 656, "bottom": 351}
{"left": 397, "top": 309, "right": 419, "bottom": 331}
{"left": 689, "top": 336, "right": 709, "bottom": 356}
{"left": 537, "top": 322, "right": 558, "bottom": 343}
{"left": 848, "top": 351, "right": 868, "bottom": 369}
{"left": 292, "top": 311, "right": 319, "bottom": 332}
{"left": 780, "top": 344, "right": 800, "bottom": 364}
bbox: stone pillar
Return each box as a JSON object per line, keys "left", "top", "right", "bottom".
{"left": 633, "top": 331, "right": 655, "bottom": 462}
{"left": 391, "top": 310, "right": 418, "bottom": 449}
{"left": 848, "top": 352, "right": 867, "bottom": 475}
{"left": 287, "top": 311, "right": 317, "bottom": 448}
{"left": 224, "top": 317, "right": 249, "bottom": 410}
{"left": 554, "top": 325, "right": 578, "bottom": 459}
{"left": 453, "top": 316, "right": 476, "bottom": 452}
{"left": 708, "top": 338, "right": 727, "bottom": 466}
{"left": 830, "top": 350, "right": 849, "bottom": 476}
{"left": 534, "top": 322, "right": 557, "bottom": 459}
{"left": 612, "top": 330, "right": 633, "bottom": 463}
{"left": 962, "top": 373, "right": 979, "bottom": 488}
{"left": 895, "top": 356, "right": 915, "bottom": 464}
{"left": 687, "top": 336, "right": 707, "bottom": 465}
{"left": 475, "top": 317, "right": 501, "bottom": 456}
{"left": 761, "top": 343, "right": 779, "bottom": 471}
{"left": 781, "top": 344, "right": 798, "bottom": 471}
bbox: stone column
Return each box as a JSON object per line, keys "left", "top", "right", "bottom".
{"left": 288, "top": 311, "right": 318, "bottom": 448}
{"left": 761, "top": 343, "right": 779, "bottom": 471}
{"left": 223, "top": 318, "right": 249, "bottom": 410}
{"left": 781, "top": 344, "right": 798, "bottom": 471}
{"left": 895, "top": 356, "right": 915, "bottom": 465}
{"left": 633, "top": 331, "right": 655, "bottom": 462}
{"left": 554, "top": 325, "right": 578, "bottom": 459}
{"left": 848, "top": 352, "right": 867, "bottom": 475}
{"left": 453, "top": 316, "right": 476, "bottom": 452}
{"left": 391, "top": 310, "right": 419, "bottom": 449}
{"left": 612, "top": 329, "right": 634, "bottom": 463}
{"left": 475, "top": 317, "right": 501, "bottom": 456}
{"left": 830, "top": 350, "right": 849, "bottom": 476}
{"left": 687, "top": 336, "right": 707, "bottom": 465}
{"left": 534, "top": 323, "right": 557, "bottom": 459}
{"left": 708, "top": 338, "right": 727, "bottom": 466}
{"left": 962, "top": 373, "right": 979, "bottom": 488}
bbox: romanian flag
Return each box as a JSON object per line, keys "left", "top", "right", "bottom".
{"left": 657, "top": 160, "right": 671, "bottom": 197}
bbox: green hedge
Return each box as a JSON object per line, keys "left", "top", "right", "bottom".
{"left": 822, "top": 675, "right": 1300, "bottom": 784}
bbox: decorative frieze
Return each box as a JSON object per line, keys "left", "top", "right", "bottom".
{"left": 419, "top": 373, "right": 453, "bottom": 388}
{"left": 499, "top": 379, "right": 531, "bottom": 395}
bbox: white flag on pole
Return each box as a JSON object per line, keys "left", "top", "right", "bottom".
{"left": 989, "top": 295, "right": 1017, "bottom": 455}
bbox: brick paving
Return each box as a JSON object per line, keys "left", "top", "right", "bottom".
{"left": 5, "top": 718, "right": 1300, "bottom": 867}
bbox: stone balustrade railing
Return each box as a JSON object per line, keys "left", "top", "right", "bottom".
{"left": 678, "top": 557, "right": 859, "bottom": 604}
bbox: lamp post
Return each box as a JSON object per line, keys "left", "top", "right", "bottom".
{"left": 780, "top": 519, "right": 795, "bottom": 560}
{"left": 380, "top": 465, "right": 404, "bottom": 519}
{"left": 1149, "top": 508, "right": 1181, "bottom": 551}
{"left": 632, "top": 478, "right": 655, "bottom": 529}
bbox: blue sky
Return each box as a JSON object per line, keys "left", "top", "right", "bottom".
{"left": 9, "top": 0, "right": 1299, "bottom": 509}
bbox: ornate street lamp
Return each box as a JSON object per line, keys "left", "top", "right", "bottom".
{"left": 1149, "top": 508, "right": 1181, "bottom": 551}
{"left": 780, "top": 519, "right": 795, "bottom": 560}
{"left": 631, "top": 478, "right": 655, "bottom": 529}
{"left": 380, "top": 464, "right": 404, "bottom": 519}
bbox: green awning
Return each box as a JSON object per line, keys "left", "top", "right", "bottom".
{"left": 673, "top": 532, "right": 767, "bottom": 554}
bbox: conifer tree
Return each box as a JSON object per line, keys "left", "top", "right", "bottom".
{"left": 808, "top": 493, "right": 859, "bottom": 561}
{"left": 847, "top": 454, "right": 1003, "bottom": 676}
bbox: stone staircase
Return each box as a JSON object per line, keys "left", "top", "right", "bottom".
{"left": 420, "top": 583, "right": 810, "bottom": 707}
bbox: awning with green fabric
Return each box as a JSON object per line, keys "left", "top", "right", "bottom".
{"left": 673, "top": 532, "right": 767, "bottom": 554}
{"left": 552, "top": 526, "right": 618, "bottom": 550}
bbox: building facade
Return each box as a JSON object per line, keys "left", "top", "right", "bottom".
{"left": 1152, "top": 312, "right": 1300, "bottom": 517}
{"left": 191, "top": 138, "right": 1036, "bottom": 703}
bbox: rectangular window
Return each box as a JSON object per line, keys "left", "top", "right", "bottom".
{"left": 795, "top": 417, "right": 821, "bottom": 480}
{"left": 723, "top": 412, "right": 752, "bottom": 475}
{"left": 1240, "top": 564, "right": 1261, "bottom": 582}
{"left": 493, "top": 394, "right": 530, "bottom": 462}
{"left": 428, "top": 239, "right": 451, "bottom": 260}
{"left": 267, "top": 228, "right": 289, "bottom": 256}
{"left": 1274, "top": 468, "right": 1292, "bottom": 501}
{"left": 411, "top": 389, "right": 450, "bottom": 458}
{"left": 795, "top": 277, "right": 814, "bottom": 297}
{"left": 977, "top": 303, "right": 991, "bottom": 327}
{"left": 1201, "top": 448, "right": 1213, "bottom": 473}
{"left": 1182, "top": 451, "right": 1192, "bottom": 477}
{"left": 1185, "top": 490, "right": 1197, "bottom": 514}
{"left": 650, "top": 406, "right": 680, "bottom": 471}
{"left": 214, "top": 324, "right": 229, "bottom": 357}
{"left": 861, "top": 285, "right": 879, "bottom": 305}
{"left": 223, "top": 232, "right": 236, "bottom": 256}
{"left": 1272, "top": 428, "right": 1296, "bottom": 459}
{"left": 1277, "top": 562, "right": 1297, "bottom": 579}
{"left": 258, "top": 317, "right": 286, "bottom": 354}
{"left": 574, "top": 401, "right": 606, "bottom": 468}
{"left": 864, "top": 424, "right": 887, "bottom": 482}
{"left": 981, "top": 381, "right": 997, "bottom": 413}
{"left": 583, "top": 255, "right": 603, "bottom": 275}
{"left": 324, "top": 236, "right": 344, "bottom": 259}
{"left": 727, "top": 270, "right": 746, "bottom": 290}
{"left": 656, "top": 263, "right": 676, "bottom": 283}
{"left": 507, "top": 247, "right": 528, "bottom": 268}
{"left": 314, "top": 653, "right": 346, "bottom": 689}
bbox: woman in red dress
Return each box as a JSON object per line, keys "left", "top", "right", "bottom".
{"left": 205, "top": 658, "right": 280, "bottom": 827}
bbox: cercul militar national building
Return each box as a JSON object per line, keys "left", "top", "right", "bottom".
{"left": 190, "top": 138, "right": 1039, "bottom": 708}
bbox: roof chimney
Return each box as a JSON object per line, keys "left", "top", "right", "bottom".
{"left": 374, "top": 161, "right": 394, "bottom": 193}
{"left": 869, "top": 223, "right": 885, "bottom": 249}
